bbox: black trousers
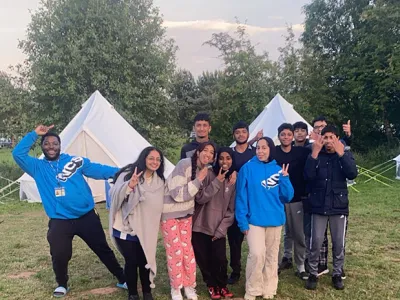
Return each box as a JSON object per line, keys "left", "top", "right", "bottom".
{"left": 46, "top": 209, "right": 125, "bottom": 287}
{"left": 227, "top": 219, "right": 244, "bottom": 277}
{"left": 192, "top": 231, "right": 228, "bottom": 288}
{"left": 115, "top": 238, "right": 151, "bottom": 296}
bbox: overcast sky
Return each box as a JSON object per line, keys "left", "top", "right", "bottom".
{"left": 0, "top": 0, "right": 310, "bottom": 77}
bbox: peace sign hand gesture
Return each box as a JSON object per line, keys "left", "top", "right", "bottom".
{"left": 35, "top": 124, "right": 54, "bottom": 136}
{"left": 128, "top": 167, "right": 143, "bottom": 189}
{"left": 281, "top": 164, "right": 289, "bottom": 177}
{"left": 216, "top": 167, "right": 229, "bottom": 182}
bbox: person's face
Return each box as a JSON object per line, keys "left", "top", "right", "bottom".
{"left": 42, "top": 136, "right": 61, "bottom": 161}
{"left": 233, "top": 128, "right": 249, "bottom": 145}
{"left": 256, "top": 139, "right": 270, "bottom": 162}
{"left": 313, "top": 120, "right": 327, "bottom": 134}
{"left": 198, "top": 145, "right": 215, "bottom": 165}
{"left": 294, "top": 128, "right": 307, "bottom": 142}
{"left": 218, "top": 152, "right": 233, "bottom": 171}
{"left": 194, "top": 120, "right": 211, "bottom": 139}
{"left": 145, "top": 150, "right": 161, "bottom": 172}
{"left": 323, "top": 132, "right": 336, "bottom": 152}
{"left": 278, "top": 129, "right": 294, "bottom": 147}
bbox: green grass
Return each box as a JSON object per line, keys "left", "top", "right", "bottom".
{"left": 0, "top": 179, "right": 399, "bottom": 300}
{"left": 1, "top": 149, "right": 400, "bottom": 299}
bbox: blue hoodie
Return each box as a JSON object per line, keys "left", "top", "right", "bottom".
{"left": 235, "top": 156, "right": 294, "bottom": 232}
{"left": 13, "top": 131, "right": 119, "bottom": 219}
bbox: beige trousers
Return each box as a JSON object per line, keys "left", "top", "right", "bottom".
{"left": 245, "top": 225, "right": 282, "bottom": 298}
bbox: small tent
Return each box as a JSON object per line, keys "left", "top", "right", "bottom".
{"left": 394, "top": 155, "right": 400, "bottom": 179}
{"left": 18, "top": 91, "right": 175, "bottom": 203}
{"left": 232, "top": 93, "right": 313, "bottom": 146}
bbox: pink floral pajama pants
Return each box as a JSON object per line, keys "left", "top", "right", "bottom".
{"left": 161, "top": 217, "right": 196, "bottom": 289}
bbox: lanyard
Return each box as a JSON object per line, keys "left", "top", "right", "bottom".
{"left": 48, "top": 159, "right": 61, "bottom": 187}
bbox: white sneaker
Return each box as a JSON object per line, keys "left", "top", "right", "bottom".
{"left": 244, "top": 293, "right": 256, "bottom": 300}
{"left": 171, "top": 288, "right": 183, "bottom": 300}
{"left": 184, "top": 286, "right": 198, "bottom": 300}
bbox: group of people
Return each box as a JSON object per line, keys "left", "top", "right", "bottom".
{"left": 12, "top": 112, "right": 357, "bottom": 300}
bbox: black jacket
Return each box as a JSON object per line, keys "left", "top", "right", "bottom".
{"left": 304, "top": 149, "right": 357, "bottom": 216}
{"left": 275, "top": 146, "right": 310, "bottom": 203}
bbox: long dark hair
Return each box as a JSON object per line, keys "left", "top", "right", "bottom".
{"left": 113, "top": 146, "right": 165, "bottom": 183}
{"left": 191, "top": 142, "right": 216, "bottom": 180}
{"left": 256, "top": 137, "right": 276, "bottom": 162}
{"left": 213, "top": 147, "right": 235, "bottom": 179}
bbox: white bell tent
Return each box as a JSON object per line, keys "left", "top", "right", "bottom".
{"left": 394, "top": 155, "right": 400, "bottom": 180}
{"left": 17, "top": 90, "right": 175, "bottom": 203}
{"left": 232, "top": 93, "right": 313, "bottom": 146}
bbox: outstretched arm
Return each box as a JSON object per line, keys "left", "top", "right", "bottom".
{"left": 81, "top": 158, "right": 119, "bottom": 180}
{"left": 12, "top": 125, "right": 54, "bottom": 177}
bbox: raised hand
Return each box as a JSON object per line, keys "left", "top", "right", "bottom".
{"left": 35, "top": 124, "right": 54, "bottom": 136}
{"left": 309, "top": 130, "right": 319, "bottom": 141}
{"left": 217, "top": 167, "right": 229, "bottom": 182}
{"left": 197, "top": 167, "right": 208, "bottom": 182}
{"left": 281, "top": 164, "right": 289, "bottom": 176}
{"left": 128, "top": 167, "right": 143, "bottom": 189}
{"left": 256, "top": 129, "right": 263, "bottom": 140}
{"left": 342, "top": 120, "right": 351, "bottom": 137}
{"left": 312, "top": 135, "right": 324, "bottom": 158}
{"left": 332, "top": 136, "right": 345, "bottom": 156}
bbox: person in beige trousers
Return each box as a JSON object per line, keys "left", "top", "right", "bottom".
{"left": 235, "top": 137, "right": 294, "bottom": 300}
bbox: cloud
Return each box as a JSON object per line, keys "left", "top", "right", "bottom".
{"left": 163, "top": 19, "right": 304, "bottom": 34}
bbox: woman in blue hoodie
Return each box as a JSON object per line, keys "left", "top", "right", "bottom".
{"left": 235, "top": 137, "right": 294, "bottom": 300}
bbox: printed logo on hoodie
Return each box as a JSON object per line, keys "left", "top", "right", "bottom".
{"left": 56, "top": 157, "right": 84, "bottom": 182}
{"left": 261, "top": 170, "right": 282, "bottom": 189}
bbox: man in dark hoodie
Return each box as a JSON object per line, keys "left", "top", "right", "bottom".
{"left": 304, "top": 125, "right": 357, "bottom": 291}
{"left": 227, "top": 121, "right": 258, "bottom": 285}
{"left": 293, "top": 121, "right": 310, "bottom": 147}
{"left": 180, "top": 113, "right": 218, "bottom": 160}
{"left": 275, "top": 123, "right": 310, "bottom": 280}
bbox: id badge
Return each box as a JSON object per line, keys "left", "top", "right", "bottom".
{"left": 55, "top": 187, "right": 66, "bottom": 197}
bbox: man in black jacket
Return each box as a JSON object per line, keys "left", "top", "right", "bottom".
{"left": 304, "top": 125, "right": 357, "bottom": 291}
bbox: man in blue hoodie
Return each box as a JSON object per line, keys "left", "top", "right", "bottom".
{"left": 304, "top": 125, "right": 357, "bottom": 291}
{"left": 13, "top": 125, "right": 126, "bottom": 297}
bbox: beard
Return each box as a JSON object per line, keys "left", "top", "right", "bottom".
{"left": 43, "top": 149, "right": 61, "bottom": 161}
{"left": 235, "top": 139, "right": 248, "bottom": 145}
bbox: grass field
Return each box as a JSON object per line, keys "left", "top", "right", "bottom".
{"left": 0, "top": 150, "right": 400, "bottom": 299}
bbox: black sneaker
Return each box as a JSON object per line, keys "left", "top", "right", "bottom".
{"left": 317, "top": 264, "right": 329, "bottom": 276}
{"left": 305, "top": 274, "right": 318, "bottom": 290}
{"left": 128, "top": 295, "right": 140, "bottom": 300}
{"left": 341, "top": 268, "right": 346, "bottom": 280}
{"left": 295, "top": 271, "right": 309, "bottom": 280}
{"left": 278, "top": 257, "right": 293, "bottom": 272}
{"left": 332, "top": 275, "right": 345, "bottom": 290}
{"left": 143, "top": 292, "right": 154, "bottom": 300}
{"left": 227, "top": 274, "right": 240, "bottom": 285}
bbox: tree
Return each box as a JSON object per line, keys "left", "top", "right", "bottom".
{"left": 204, "top": 25, "right": 280, "bottom": 145}
{"left": 169, "top": 69, "right": 199, "bottom": 133}
{"left": 300, "top": 0, "right": 400, "bottom": 149}
{"left": 0, "top": 72, "right": 32, "bottom": 139}
{"left": 19, "top": 0, "right": 177, "bottom": 143}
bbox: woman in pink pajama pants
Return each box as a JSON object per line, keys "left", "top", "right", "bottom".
{"left": 161, "top": 142, "right": 216, "bottom": 300}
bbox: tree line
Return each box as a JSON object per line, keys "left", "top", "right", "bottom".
{"left": 0, "top": 0, "right": 399, "bottom": 161}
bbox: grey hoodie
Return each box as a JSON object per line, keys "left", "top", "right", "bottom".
{"left": 192, "top": 170, "right": 236, "bottom": 239}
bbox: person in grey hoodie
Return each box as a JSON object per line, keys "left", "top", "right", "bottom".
{"left": 192, "top": 147, "right": 236, "bottom": 299}
{"left": 109, "top": 147, "right": 166, "bottom": 300}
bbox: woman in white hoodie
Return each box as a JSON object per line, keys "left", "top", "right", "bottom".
{"left": 109, "top": 147, "right": 166, "bottom": 300}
